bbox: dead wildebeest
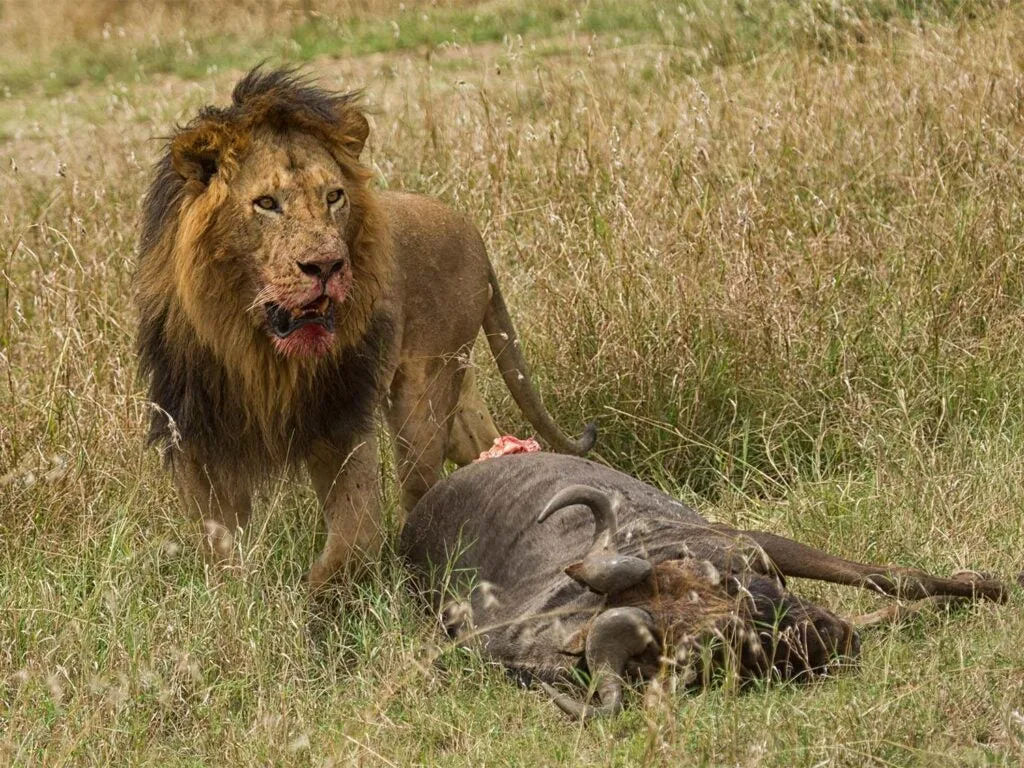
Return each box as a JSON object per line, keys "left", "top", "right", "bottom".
{"left": 399, "top": 453, "right": 1009, "bottom": 719}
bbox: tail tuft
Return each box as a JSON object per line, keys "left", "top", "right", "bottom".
{"left": 570, "top": 422, "right": 598, "bottom": 456}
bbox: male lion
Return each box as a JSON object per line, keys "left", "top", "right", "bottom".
{"left": 135, "top": 68, "right": 594, "bottom": 588}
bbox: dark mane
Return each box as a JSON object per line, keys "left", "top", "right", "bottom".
{"left": 140, "top": 308, "right": 392, "bottom": 472}
{"left": 139, "top": 154, "right": 183, "bottom": 258}
{"left": 229, "top": 67, "right": 362, "bottom": 132}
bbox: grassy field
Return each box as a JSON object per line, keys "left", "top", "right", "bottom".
{"left": 3, "top": 0, "right": 1024, "bottom": 764}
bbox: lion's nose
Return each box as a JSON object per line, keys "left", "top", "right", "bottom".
{"left": 296, "top": 258, "right": 346, "bottom": 280}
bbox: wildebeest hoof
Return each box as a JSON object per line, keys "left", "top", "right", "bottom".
{"left": 951, "top": 569, "right": 997, "bottom": 583}
{"left": 949, "top": 570, "right": 1009, "bottom": 602}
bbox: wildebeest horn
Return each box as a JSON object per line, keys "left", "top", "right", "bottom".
{"left": 541, "top": 607, "right": 658, "bottom": 720}
{"left": 538, "top": 485, "right": 652, "bottom": 594}
{"left": 538, "top": 485, "right": 620, "bottom": 548}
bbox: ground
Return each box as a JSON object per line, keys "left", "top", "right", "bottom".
{"left": 1, "top": 1, "right": 1023, "bottom": 765}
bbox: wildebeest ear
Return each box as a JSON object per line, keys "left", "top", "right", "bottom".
{"left": 560, "top": 628, "right": 586, "bottom": 656}
{"left": 170, "top": 122, "right": 229, "bottom": 186}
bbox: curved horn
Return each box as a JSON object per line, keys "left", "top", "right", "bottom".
{"left": 541, "top": 607, "right": 658, "bottom": 720}
{"left": 538, "top": 485, "right": 652, "bottom": 595}
{"left": 538, "top": 485, "right": 620, "bottom": 551}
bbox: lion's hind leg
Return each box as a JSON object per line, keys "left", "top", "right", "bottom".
{"left": 446, "top": 367, "right": 500, "bottom": 466}
{"left": 386, "top": 356, "right": 467, "bottom": 513}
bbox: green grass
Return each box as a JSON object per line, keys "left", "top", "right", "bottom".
{"left": 3, "top": 0, "right": 1024, "bottom": 765}
{"left": 0, "top": 1, "right": 1009, "bottom": 97}
{"left": 1, "top": 2, "right": 574, "bottom": 96}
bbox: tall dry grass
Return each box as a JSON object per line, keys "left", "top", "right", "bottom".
{"left": 2, "top": 0, "right": 1023, "bottom": 765}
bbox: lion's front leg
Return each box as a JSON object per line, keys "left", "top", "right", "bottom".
{"left": 306, "top": 434, "right": 384, "bottom": 590}
{"left": 172, "top": 454, "right": 253, "bottom": 562}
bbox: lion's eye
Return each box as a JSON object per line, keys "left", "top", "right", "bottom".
{"left": 253, "top": 195, "right": 279, "bottom": 212}
{"left": 326, "top": 189, "right": 345, "bottom": 206}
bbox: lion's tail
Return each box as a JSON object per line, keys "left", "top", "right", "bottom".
{"left": 482, "top": 264, "right": 597, "bottom": 456}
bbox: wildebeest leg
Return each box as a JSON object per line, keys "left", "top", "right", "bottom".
{"left": 387, "top": 355, "right": 465, "bottom": 513}
{"left": 735, "top": 530, "right": 1007, "bottom": 602}
{"left": 306, "top": 434, "right": 383, "bottom": 590}
{"left": 173, "top": 453, "right": 252, "bottom": 561}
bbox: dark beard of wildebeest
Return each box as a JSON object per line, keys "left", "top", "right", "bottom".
{"left": 400, "top": 453, "right": 1010, "bottom": 719}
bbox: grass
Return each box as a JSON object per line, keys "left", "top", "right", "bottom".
{"left": 0, "top": 1, "right": 1008, "bottom": 97}
{"left": 2, "top": 0, "right": 1024, "bottom": 765}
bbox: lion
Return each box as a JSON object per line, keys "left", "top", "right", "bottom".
{"left": 134, "top": 68, "right": 595, "bottom": 588}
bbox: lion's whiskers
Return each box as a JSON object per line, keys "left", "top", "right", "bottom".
{"left": 247, "top": 285, "right": 278, "bottom": 314}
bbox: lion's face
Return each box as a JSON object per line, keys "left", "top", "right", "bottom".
{"left": 139, "top": 71, "right": 384, "bottom": 373}
{"left": 221, "top": 131, "right": 357, "bottom": 358}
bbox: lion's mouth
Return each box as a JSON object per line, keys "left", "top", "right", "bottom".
{"left": 264, "top": 295, "right": 335, "bottom": 339}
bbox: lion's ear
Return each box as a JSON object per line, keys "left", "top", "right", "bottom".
{"left": 338, "top": 108, "right": 370, "bottom": 157}
{"left": 171, "top": 122, "right": 229, "bottom": 186}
